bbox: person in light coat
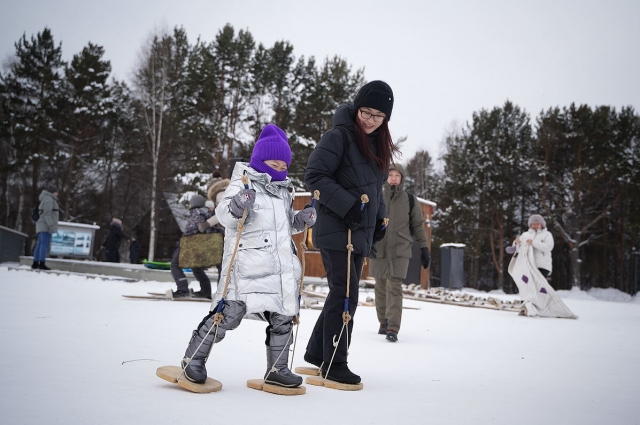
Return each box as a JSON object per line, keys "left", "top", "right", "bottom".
{"left": 179, "top": 124, "right": 316, "bottom": 388}
{"left": 512, "top": 214, "right": 554, "bottom": 277}
{"left": 33, "top": 184, "right": 60, "bottom": 270}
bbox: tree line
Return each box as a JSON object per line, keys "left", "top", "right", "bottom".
{"left": 405, "top": 102, "right": 640, "bottom": 295}
{"left": 1, "top": 26, "right": 638, "bottom": 294}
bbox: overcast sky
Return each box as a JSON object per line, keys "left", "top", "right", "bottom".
{"left": 1, "top": 0, "right": 639, "bottom": 166}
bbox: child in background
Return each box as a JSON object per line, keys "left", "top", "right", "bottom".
{"left": 179, "top": 124, "right": 316, "bottom": 388}
{"left": 169, "top": 194, "right": 214, "bottom": 299}
{"left": 198, "top": 179, "right": 230, "bottom": 284}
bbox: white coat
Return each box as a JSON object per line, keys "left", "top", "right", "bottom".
{"left": 515, "top": 228, "right": 554, "bottom": 273}
{"left": 213, "top": 163, "right": 302, "bottom": 317}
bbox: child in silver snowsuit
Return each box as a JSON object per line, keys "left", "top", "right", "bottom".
{"left": 180, "top": 124, "right": 316, "bottom": 387}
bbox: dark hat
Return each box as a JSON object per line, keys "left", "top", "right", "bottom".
{"left": 528, "top": 214, "right": 546, "bottom": 228}
{"left": 46, "top": 184, "right": 58, "bottom": 194}
{"left": 249, "top": 124, "right": 291, "bottom": 181}
{"left": 353, "top": 80, "right": 394, "bottom": 121}
{"left": 189, "top": 194, "right": 206, "bottom": 209}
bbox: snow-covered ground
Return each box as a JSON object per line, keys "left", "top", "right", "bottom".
{"left": 1, "top": 264, "right": 638, "bottom": 425}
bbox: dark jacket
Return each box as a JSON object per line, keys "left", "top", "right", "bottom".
{"left": 103, "top": 222, "right": 128, "bottom": 251}
{"left": 305, "top": 104, "right": 387, "bottom": 255}
{"left": 370, "top": 163, "right": 429, "bottom": 279}
{"left": 184, "top": 207, "right": 214, "bottom": 236}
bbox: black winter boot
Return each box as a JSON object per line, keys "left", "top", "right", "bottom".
{"left": 31, "top": 261, "right": 38, "bottom": 269}
{"left": 378, "top": 318, "right": 388, "bottom": 335}
{"left": 303, "top": 352, "right": 323, "bottom": 368}
{"left": 192, "top": 290, "right": 212, "bottom": 300}
{"left": 386, "top": 330, "right": 398, "bottom": 342}
{"left": 182, "top": 312, "right": 224, "bottom": 384}
{"left": 38, "top": 262, "right": 51, "bottom": 271}
{"left": 264, "top": 314, "right": 302, "bottom": 388}
{"left": 323, "top": 362, "right": 361, "bottom": 384}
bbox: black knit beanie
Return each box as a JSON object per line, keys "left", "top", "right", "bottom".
{"left": 353, "top": 80, "right": 394, "bottom": 121}
{"left": 46, "top": 184, "right": 58, "bottom": 194}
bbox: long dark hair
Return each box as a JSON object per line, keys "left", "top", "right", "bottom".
{"left": 354, "top": 117, "right": 400, "bottom": 171}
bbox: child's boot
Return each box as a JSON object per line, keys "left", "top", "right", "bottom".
{"left": 264, "top": 315, "right": 302, "bottom": 388}
{"left": 181, "top": 312, "right": 225, "bottom": 384}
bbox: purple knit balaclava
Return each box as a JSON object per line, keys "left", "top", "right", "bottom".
{"left": 249, "top": 124, "right": 292, "bottom": 181}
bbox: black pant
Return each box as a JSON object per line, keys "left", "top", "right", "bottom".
{"left": 170, "top": 245, "right": 211, "bottom": 294}
{"left": 306, "top": 247, "right": 364, "bottom": 364}
{"left": 105, "top": 248, "right": 120, "bottom": 263}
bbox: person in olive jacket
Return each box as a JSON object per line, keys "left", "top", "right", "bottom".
{"left": 369, "top": 163, "right": 431, "bottom": 343}
{"left": 303, "top": 80, "right": 399, "bottom": 385}
{"left": 32, "top": 184, "right": 60, "bottom": 270}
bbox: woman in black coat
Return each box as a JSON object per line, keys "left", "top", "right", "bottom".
{"left": 303, "top": 80, "right": 399, "bottom": 384}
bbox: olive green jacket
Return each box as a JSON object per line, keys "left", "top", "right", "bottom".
{"left": 369, "top": 164, "right": 429, "bottom": 280}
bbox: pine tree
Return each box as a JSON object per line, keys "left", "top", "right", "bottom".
{"left": 0, "top": 28, "right": 65, "bottom": 231}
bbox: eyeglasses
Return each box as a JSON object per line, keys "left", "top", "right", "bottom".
{"left": 359, "top": 109, "right": 386, "bottom": 123}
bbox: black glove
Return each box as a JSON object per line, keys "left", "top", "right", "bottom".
{"left": 344, "top": 202, "right": 364, "bottom": 231}
{"left": 373, "top": 219, "right": 386, "bottom": 242}
{"left": 420, "top": 247, "right": 431, "bottom": 269}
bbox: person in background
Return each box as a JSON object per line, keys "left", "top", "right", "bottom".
{"left": 103, "top": 217, "right": 129, "bottom": 263}
{"left": 32, "top": 184, "right": 60, "bottom": 270}
{"left": 129, "top": 237, "right": 141, "bottom": 264}
{"left": 303, "top": 80, "right": 399, "bottom": 384}
{"left": 511, "top": 214, "right": 554, "bottom": 278}
{"left": 369, "top": 163, "right": 431, "bottom": 343}
{"left": 179, "top": 124, "right": 316, "bottom": 388}
{"left": 169, "top": 194, "right": 215, "bottom": 299}
{"left": 198, "top": 178, "right": 231, "bottom": 284}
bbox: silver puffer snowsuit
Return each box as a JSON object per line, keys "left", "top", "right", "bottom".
{"left": 212, "top": 162, "right": 302, "bottom": 318}
{"left": 181, "top": 162, "right": 304, "bottom": 387}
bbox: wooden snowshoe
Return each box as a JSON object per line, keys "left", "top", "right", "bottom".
{"left": 156, "top": 365, "right": 222, "bottom": 393}
{"left": 294, "top": 366, "right": 322, "bottom": 376}
{"left": 305, "top": 375, "right": 363, "bottom": 391}
{"left": 246, "top": 379, "right": 306, "bottom": 395}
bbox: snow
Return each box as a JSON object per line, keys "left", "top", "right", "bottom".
{"left": 1, "top": 265, "right": 639, "bottom": 425}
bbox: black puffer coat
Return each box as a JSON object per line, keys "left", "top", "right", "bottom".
{"left": 305, "top": 104, "right": 387, "bottom": 255}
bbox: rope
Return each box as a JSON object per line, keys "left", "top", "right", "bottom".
{"left": 290, "top": 190, "right": 320, "bottom": 368}
{"left": 323, "top": 193, "right": 368, "bottom": 383}
{"left": 179, "top": 173, "right": 251, "bottom": 380}
{"left": 265, "top": 330, "right": 294, "bottom": 381}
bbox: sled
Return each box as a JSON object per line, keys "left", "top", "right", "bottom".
{"left": 156, "top": 365, "right": 222, "bottom": 393}
{"left": 305, "top": 375, "right": 363, "bottom": 391}
{"left": 246, "top": 379, "right": 306, "bottom": 396}
{"left": 142, "top": 260, "right": 172, "bottom": 270}
{"left": 121, "top": 294, "right": 210, "bottom": 303}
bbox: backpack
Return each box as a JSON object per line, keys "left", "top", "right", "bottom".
{"left": 31, "top": 205, "right": 40, "bottom": 223}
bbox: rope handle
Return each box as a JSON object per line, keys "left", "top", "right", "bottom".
{"left": 215, "top": 173, "right": 251, "bottom": 324}
{"left": 293, "top": 190, "right": 319, "bottom": 325}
